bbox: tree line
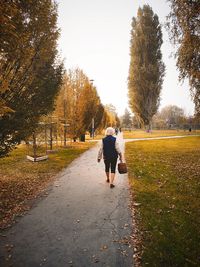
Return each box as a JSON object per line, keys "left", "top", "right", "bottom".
{"left": 121, "top": 105, "right": 200, "bottom": 130}
{"left": 1, "top": 1, "right": 199, "bottom": 156}
{"left": 53, "top": 68, "right": 119, "bottom": 142}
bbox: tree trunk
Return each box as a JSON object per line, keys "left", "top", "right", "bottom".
{"left": 64, "top": 125, "right": 67, "bottom": 147}
{"left": 32, "top": 131, "right": 37, "bottom": 161}
{"left": 50, "top": 124, "right": 53, "bottom": 150}
{"left": 146, "top": 121, "right": 152, "bottom": 132}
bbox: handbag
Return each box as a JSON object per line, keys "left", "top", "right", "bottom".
{"left": 118, "top": 161, "right": 128, "bottom": 174}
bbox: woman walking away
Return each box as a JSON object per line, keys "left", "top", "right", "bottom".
{"left": 97, "top": 127, "right": 122, "bottom": 188}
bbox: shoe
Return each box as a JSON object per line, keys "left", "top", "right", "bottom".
{"left": 106, "top": 179, "right": 110, "bottom": 183}
{"left": 110, "top": 184, "right": 115, "bottom": 188}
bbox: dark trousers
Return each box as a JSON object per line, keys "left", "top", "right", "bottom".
{"left": 104, "top": 158, "right": 118, "bottom": 173}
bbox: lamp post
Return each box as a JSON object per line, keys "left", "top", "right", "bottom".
{"left": 90, "top": 79, "right": 95, "bottom": 139}
{"left": 92, "top": 117, "right": 95, "bottom": 139}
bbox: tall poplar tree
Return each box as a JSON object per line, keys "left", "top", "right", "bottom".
{"left": 128, "top": 5, "right": 165, "bottom": 129}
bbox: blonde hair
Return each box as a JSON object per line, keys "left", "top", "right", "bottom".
{"left": 105, "top": 127, "right": 115, "bottom": 136}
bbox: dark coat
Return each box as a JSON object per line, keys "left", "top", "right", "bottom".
{"left": 102, "top": 135, "right": 118, "bottom": 160}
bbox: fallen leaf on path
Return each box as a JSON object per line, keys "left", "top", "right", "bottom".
{"left": 6, "top": 254, "right": 12, "bottom": 260}
{"left": 92, "top": 255, "right": 99, "bottom": 263}
{"left": 0, "top": 234, "right": 6, "bottom": 237}
{"left": 100, "top": 245, "right": 108, "bottom": 250}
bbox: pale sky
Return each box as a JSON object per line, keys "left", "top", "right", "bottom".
{"left": 57, "top": 0, "right": 195, "bottom": 116}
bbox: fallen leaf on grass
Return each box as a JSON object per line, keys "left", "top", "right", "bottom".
{"left": 157, "top": 209, "right": 163, "bottom": 214}
{"left": 133, "top": 202, "right": 141, "bottom": 207}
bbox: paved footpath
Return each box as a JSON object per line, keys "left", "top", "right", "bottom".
{"left": 0, "top": 133, "right": 133, "bottom": 267}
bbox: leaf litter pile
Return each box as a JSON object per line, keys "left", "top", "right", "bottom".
{"left": 126, "top": 136, "right": 200, "bottom": 267}
{"left": 0, "top": 143, "right": 95, "bottom": 230}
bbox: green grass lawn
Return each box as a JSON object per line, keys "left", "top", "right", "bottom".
{"left": 123, "top": 129, "right": 200, "bottom": 139}
{"left": 126, "top": 136, "right": 200, "bottom": 267}
{"left": 0, "top": 142, "right": 96, "bottom": 229}
{"left": 86, "top": 129, "right": 200, "bottom": 141}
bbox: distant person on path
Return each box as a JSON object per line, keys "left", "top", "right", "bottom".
{"left": 115, "top": 127, "right": 118, "bottom": 135}
{"left": 97, "top": 127, "right": 122, "bottom": 188}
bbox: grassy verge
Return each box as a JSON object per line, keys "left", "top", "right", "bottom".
{"left": 85, "top": 130, "right": 200, "bottom": 141}
{"left": 123, "top": 129, "right": 200, "bottom": 139}
{"left": 0, "top": 142, "right": 96, "bottom": 229}
{"left": 126, "top": 136, "right": 200, "bottom": 266}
